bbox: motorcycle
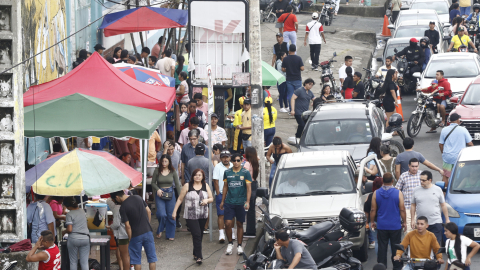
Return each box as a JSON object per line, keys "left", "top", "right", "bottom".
{"left": 243, "top": 200, "right": 363, "bottom": 270}
{"left": 395, "top": 244, "right": 445, "bottom": 270}
{"left": 467, "top": 18, "right": 479, "bottom": 52}
{"left": 290, "top": 0, "right": 301, "bottom": 13}
{"left": 393, "top": 48, "right": 419, "bottom": 94}
{"left": 320, "top": 0, "right": 336, "bottom": 26}
{"left": 320, "top": 52, "right": 342, "bottom": 99}
{"left": 406, "top": 87, "right": 455, "bottom": 137}
{"left": 262, "top": 1, "right": 277, "bottom": 23}
{"left": 362, "top": 68, "right": 384, "bottom": 100}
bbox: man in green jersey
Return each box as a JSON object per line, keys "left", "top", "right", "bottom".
{"left": 220, "top": 152, "right": 252, "bottom": 256}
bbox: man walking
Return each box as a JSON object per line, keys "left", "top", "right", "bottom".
{"left": 304, "top": 12, "right": 326, "bottom": 71}
{"left": 204, "top": 113, "right": 228, "bottom": 147}
{"left": 273, "top": 0, "right": 289, "bottom": 33}
{"left": 439, "top": 113, "right": 473, "bottom": 186}
{"left": 411, "top": 170, "right": 450, "bottom": 246}
{"left": 213, "top": 150, "right": 233, "bottom": 243}
{"left": 395, "top": 158, "right": 421, "bottom": 234}
{"left": 395, "top": 137, "right": 443, "bottom": 180}
{"left": 220, "top": 153, "right": 252, "bottom": 255}
{"left": 110, "top": 190, "right": 157, "bottom": 270}
{"left": 272, "top": 33, "right": 289, "bottom": 67}
{"left": 290, "top": 78, "right": 315, "bottom": 140}
{"left": 186, "top": 144, "right": 210, "bottom": 185}
{"left": 180, "top": 129, "right": 209, "bottom": 183}
{"left": 424, "top": 22, "right": 440, "bottom": 53}
{"left": 282, "top": 44, "right": 304, "bottom": 110}
{"left": 27, "top": 194, "right": 56, "bottom": 244}
{"left": 339, "top": 56, "right": 354, "bottom": 86}
{"left": 277, "top": 6, "right": 299, "bottom": 46}
{"left": 370, "top": 173, "right": 405, "bottom": 270}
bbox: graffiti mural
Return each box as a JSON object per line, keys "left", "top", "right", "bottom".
{"left": 21, "top": 0, "right": 67, "bottom": 91}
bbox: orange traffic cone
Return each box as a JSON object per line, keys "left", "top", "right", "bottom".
{"left": 382, "top": 15, "right": 391, "bottom": 37}
{"left": 396, "top": 88, "right": 404, "bottom": 121}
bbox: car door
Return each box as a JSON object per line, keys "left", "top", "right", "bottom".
{"left": 357, "top": 155, "right": 384, "bottom": 210}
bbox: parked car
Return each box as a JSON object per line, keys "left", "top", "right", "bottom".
{"left": 417, "top": 53, "right": 480, "bottom": 99}
{"left": 389, "top": 20, "right": 448, "bottom": 53}
{"left": 264, "top": 150, "right": 382, "bottom": 262}
{"left": 435, "top": 146, "right": 480, "bottom": 243}
{"left": 409, "top": 0, "right": 450, "bottom": 24}
{"left": 449, "top": 75, "right": 480, "bottom": 141}
{"left": 393, "top": 9, "right": 448, "bottom": 30}
{"left": 298, "top": 100, "right": 404, "bottom": 161}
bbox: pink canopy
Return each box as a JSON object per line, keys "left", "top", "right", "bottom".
{"left": 24, "top": 52, "right": 175, "bottom": 112}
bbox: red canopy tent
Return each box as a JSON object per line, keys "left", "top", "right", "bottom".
{"left": 23, "top": 52, "right": 175, "bottom": 112}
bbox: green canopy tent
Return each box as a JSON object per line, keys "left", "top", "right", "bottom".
{"left": 249, "top": 61, "right": 286, "bottom": 86}
{"left": 24, "top": 93, "right": 166, "bottom": 139}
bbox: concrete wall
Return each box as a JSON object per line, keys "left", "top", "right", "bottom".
{"left": 0, "top": 252, "right": 38, "bottom": 270}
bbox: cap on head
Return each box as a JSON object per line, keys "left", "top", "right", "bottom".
{"left": 220, "top": 150, "right": 232, "bottom": 158}
{"left": 429, "top": 21, "right": 435, "bottom": 25}
{"left": 312, "top": 12, "right": 319, "bottom": 19}
{"left": 239, "top": 96, "right": 245, "bottom": 105}
{"left": 276, "top": 32, "right": 283, "bottom": 37}
{"left": 432, "top": 79, "right": 438, "bottom": 84}
{"left": 211, "top": 113, "right": 218, "bottom": 119}
{"left": 450, "top": 113, "right": 461, "bottom": 122}
{"left": 265, "top": 96, "right": 273, "bottom": 104}
{"left": 410, "top": 38, "right": 419, "bottom": 42}
{"left": 195, "top": 143, "right": 206, "bottom": 154}
{"left": 458, "top": 26, "right": 465, "bottom": 32}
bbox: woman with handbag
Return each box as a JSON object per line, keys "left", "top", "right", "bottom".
{"left": 152, "top": 154, "right": 182, "bottom": 240}
{"left": 172, "top": 169, "right": 214, "bottom": 265}
{"left": 63, "top": 197, "right": 90, "bottom": 270}
{"left": 444, "top": 222, "right": 480, "bottom": 270}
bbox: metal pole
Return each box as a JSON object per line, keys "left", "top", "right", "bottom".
{"left": 207, "top": 65, "right": 214, "bottom": 242}
{"left": 142, "top": 139, "right": 148, "bottom": 200}
{"left": 249, "top": 0, "right": 265, "bottom": 187}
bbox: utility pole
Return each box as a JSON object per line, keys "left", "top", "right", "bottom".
{"left": 249, "top": 0, "right": 265, "bottom": 187}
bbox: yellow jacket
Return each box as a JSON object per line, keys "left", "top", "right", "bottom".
{"left": 233, "top": 108, "right": 243, "bottom": 127}
{"left": 263, "top": 107, "right": 277, "bottom": 129}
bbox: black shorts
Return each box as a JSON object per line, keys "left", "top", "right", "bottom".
{"left": 383, "top": 97, "right": 396, "bottom": 113}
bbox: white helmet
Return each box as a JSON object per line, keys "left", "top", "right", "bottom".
{"left": 312, "top": 12, "right": 319, "bottom": 19}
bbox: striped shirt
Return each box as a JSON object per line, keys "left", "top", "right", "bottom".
{"left": 395, "top": 170, "right": 422, "bottom": 209}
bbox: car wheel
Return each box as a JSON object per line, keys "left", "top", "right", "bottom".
{"left": 352, "top": 230, "right": 368, "bottom": 262}
{"left": 388, "top": 139, "right": 405, "bottom": 158}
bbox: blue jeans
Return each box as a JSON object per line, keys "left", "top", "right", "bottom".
{"left": 283, "top": 31, "right": 297, "bottom": 46}
{"left": 243, "top": 139, "right": 252, "bottom": 148}
{"left": 286, "top": 80, "right": 302, "bottom": 110}
{"left": 278, "top": 82, "right": 288, "bottom": 108}
{"left": 269, "top": 162, "right": 277, "bottom": 188}
{"left": 155, "top": 187, "right": 176, "bottom": 239}
{"left": 461, "top": 6, "right": 471, "bottom": 16}
{"left": 129, "top": 231, "right": 157, "bottom": 265}
{"left": 264, "top": 127, "right": 276, "bottom": 147}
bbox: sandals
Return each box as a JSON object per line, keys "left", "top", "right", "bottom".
{"left": 196, "top": 258, "right": 203, "bottom": 265}
{"left": 156, "top": 233, "right": 162, "bottom": 239}
{"left": 168, "top": 238, "right": 175, "bottom": 241}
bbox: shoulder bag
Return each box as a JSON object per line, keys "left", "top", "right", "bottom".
{"left": 444, "top": 125, "right": 459, "bottom": 142}
{"left": 275, "top": 13, "right": 291, "bottom": 29}
{"left": 446, "top": 239, "right": 466, "bottom": 270}
{"left": 27, "top": 206, "right": 38, "bottom": 240}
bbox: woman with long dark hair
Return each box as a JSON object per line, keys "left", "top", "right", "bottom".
{"left": 444, "top": 222, "right": 480, "bottom": 270}
{"left": 321, "top": 85, "right": 331, "bottom": 102}
{"left": 365, "top": 137, "right": 382, "bottom": 178}
{"left": 266, "top": 137, "right": 293, "bottom": 187}
{"left": 113, "top": 47, "right": 122, "bottom": 62}
{"left": 381, "top": 69, "right": 399, "bottom": 125}
{"left": 244, "top": 147, "right": 259, "bottom": 238}
{"left": 152, "top": 154, "right": 181, "bottom": 240}
{"left": 263, "top": 97, "right": 278, "bottom": 147}
{"left": 175, "top": 55, "right": 187, "bottom": 88}
{"left": 342, "top": 66, "right": 355, "bottom": 99}
{"left": 173, "top": 169, "right": 213, "bottom": 264}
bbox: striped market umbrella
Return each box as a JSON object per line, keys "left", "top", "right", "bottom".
{"left": 26, "top": 149, "right": 142, "bottom": 196}
{"left": 114, "top": 63, "right": 176, "bottom": 87}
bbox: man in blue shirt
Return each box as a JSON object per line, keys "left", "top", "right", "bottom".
{"left": 439, "top": 113, "right": 473, "bottom": 186}
{"left": 450, "top": 3, "right": 461, "bottom": 23}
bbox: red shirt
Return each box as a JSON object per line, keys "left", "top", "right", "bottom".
{"left": 277, "top": 13, "right": 298, "bottom": 32}
{"left": 424, "top": 78, "right": 452, "bottom": 101}
{"left": 38, "top": 244, "right": 60, "bottom": 270}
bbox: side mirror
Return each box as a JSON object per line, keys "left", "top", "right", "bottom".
{"left": 364, "top": 181, "right": 373, "bottom": 194}
{"left": 381, "top": 133, "right": 393, "bottom": 141}
{"left": 387, "top": 24, "right": 395, "bottom": 29}
{"left": 395, "top": 244, "right": 405, "bottom": 251}
{"left": 413, "top": 72, "right": 421, "bottom": 78}
{"left": 302, "top": 110, "right": 312, "bottom": 122}
{"left": 257, "top": 187, "right": 269, "bottom": 198}
{"left": 435, "top": 181, "right": 446, "bottom": 191}
{"left": 450, "top": 96, "right": 459, "bottom": 103}
{"left": 376, "top": 57, "right": 383, "bottom": 62}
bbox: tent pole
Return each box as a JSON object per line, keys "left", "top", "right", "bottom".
{"left": 142, "top": 139, "right": 148, "bottom": 201}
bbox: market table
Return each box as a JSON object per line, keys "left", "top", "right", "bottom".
{"left": 60, "top": 235, "right": 111, "bottom": 270}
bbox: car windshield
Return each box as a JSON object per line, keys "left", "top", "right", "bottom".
{"left": 397, "top": 14, "right": 437, "bottom": 25}
{"left": 461, "top": 84, "right": 480, "bottom": 105}
{"left": 410, "top": 2, "right": 448, "bottom": 15}
{"left": 273, "top": 166, "right": 355, "bottom": 197}
{"left": 304, "top": 119, "right": 373, "bottom": 146}
{"left": 394, "top": 26, "right": 430, "bottom": 38}
{"left": 450, "top": 161, "right": 480, "bottom": 193}
{"left": 385, "top": 43, "right": 407, "bottom": 60}
{"left": 425, "top": 59, "right": 479, "bottom": 78}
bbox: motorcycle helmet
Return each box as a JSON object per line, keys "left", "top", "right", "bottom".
{"left": 420, "top": 36, "right": 430, "bottom": 48}
{"left": 312, "top": 12, "right": 319, "bottom": 19}
{"left": 388, "top": 113, "right": 403, "bottom": 128}
{"left": 409, "top": 37, "right": 418, "bottom": 47}
{"left": 473, "top": 3, "right": 480, "bottom": 12}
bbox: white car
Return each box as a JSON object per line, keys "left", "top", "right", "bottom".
{"left": 393, "top": 9, "right": 450, "bottom": 30}
{"left": 409, "top": 0, "right": 450, "bottom": 24}
{"left": 390, "top": 20, "right": 448, "bottom": 53}
{"left": 418, "top": 53, "right": 480, "bottom": 97}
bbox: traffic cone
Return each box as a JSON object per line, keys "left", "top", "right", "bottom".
{"left": 381, "top": 15, "right": 391, "bottom": 37}
{"left": 396, "top": 88, "right": 404, "bottom": 121}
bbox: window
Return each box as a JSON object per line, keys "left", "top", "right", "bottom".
{"left": 450, "top": 161, "right": 480, "bottom": 193}
{"left": 304, "top": 119, "right": 373, "bottom": 146}
{"left": 425, "top": 59, "right": 480, "bottom": 78}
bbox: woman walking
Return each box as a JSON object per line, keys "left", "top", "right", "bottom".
{"left": 176, "top": 71, "right": 190, "bottom": 104}
{"left": 175, "top": 55, "right": 188, "bottom": 88}
{"left": 244, "top": 147, "right": 260, "bottom": 238}
{"left": 444, "top": 222, "right": 480, "bottom": 270}
{"left": 63, "top": 197, "right": 90, "bottom": 270}
{"left": 173, "top": 169, "right": 213, "bottom": 264}
{"left": 107, "top": 196, "right": 129, "bottom": 270}
{"left": 152, "top": 154, "right": 182, "bottom": 240}
{"left": 266, "top": 137, "right": 293, "bottom": 187}
{"left": 263, "top": 97, "right": 278, "bottom": 147}
{"left": 276, "top": 52, "right": 289, "bottom": 112}
{"left": 365, "top": 137, "right": 382, "bottom": 179}
{"left": 381, "top": 69, "right": 399, "bottom": 125}
{"left": 342, "top": 66, "right": 354, "bottom": 99}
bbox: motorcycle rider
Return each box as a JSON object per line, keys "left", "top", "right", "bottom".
{"left": 420, "top": 37, "right": 432, "bottom": 70}
{"left": 274, "top": 229, "right": 317, "bottom": 269}
{"left": 392, "top": 38, "right": 424, "bottom": 89}
{"left": 466, "top": 3, "right": 480, "bottom": 22}
{"left": 424, "top": 22, "right": 440, "bottom": 54}
{"left": 376, "top": 56, "right": 397, "bottom": 78}
{"left": 304, "top": 12, "right": 326, "bottom": 71}
{"left": 416, "top": 70, "right": 452, "bottom": 133}
{"left": 447, "top": 26, "right": 478, "bottom": 52}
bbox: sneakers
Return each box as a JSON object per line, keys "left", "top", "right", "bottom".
{"left": 314, "top": 66, "right": 319, "bottom": 71}
{"left": 203, "top": 229, "right": 209, "bottom": 234}
{"left": 237, "top": 245, "right": 244, "bottom": 255}
{"left": 226, "top": 243, "right": 233, "bottom": 255}
{"left": 279, "top": 108, "right": 288, "bottom": 113}
{"left": 369, "top": 243, "right": 375, "bottom": 249}
{"left": 244, "top": 233, "right": 256, "bottom": 238}
{"left": 219, "top": 230, "right": 225, "bottom": 243}
{"left": 232, "top": 228, "right": 237, "bottom": 240}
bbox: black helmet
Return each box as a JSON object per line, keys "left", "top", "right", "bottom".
{"left": 388, "top": 113, "right": 403, "bottom": 128}
{"left": 473, "top": 3, "right": 480, "bottom": 11}
{"left": 420, "top": 36, "right": 430, "bottom": 48}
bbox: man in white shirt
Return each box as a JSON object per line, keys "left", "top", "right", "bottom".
{"left": 304, "top": 12, "right": 326, "bottom": 71}
{"left": 155, "top": 48, "right": 175, "bottom": 77}
{"left": 204, "top": 113, "right": 228, "bottom": 146}
{"left": 213, "top": 150, "right": 233, "bottom": 243}
{"left": 339, "top": 55, "right": 354, "bottom": 85}
{"left": 376, "top": 56, "right": 397, "bottom": 78}
{"left": 276, "top": 177, "right": 309, "bottom": 194}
